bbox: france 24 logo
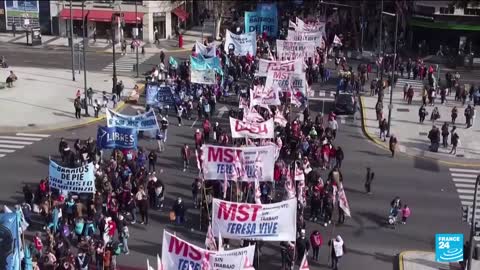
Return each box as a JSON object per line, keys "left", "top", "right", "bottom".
{"left": 435, "top": 234, "right": 463, "bottom": 262}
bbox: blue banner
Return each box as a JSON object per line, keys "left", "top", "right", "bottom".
{"left": 106, "top": 109, "right": 159, "bottom": 131}
{"left": 0, "top": 213, "right": 21, "bottom": 270}
{"left": 96, "top": 126, "right": 137, "bottom": 149}
{"left": 145, "top": 84, "right": 175, "bottom": 106}
{"left": 244, "top": 3, "right": 278, "bottom": 37}
{"left": 190, "top": 55, "right": 223, "bottom": 76}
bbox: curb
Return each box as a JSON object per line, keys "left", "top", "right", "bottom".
{"left": 398, "top": 251, "right": 405, "bottom": 270}
{"left": 359, "top": 95, "right": 480, "bottom": 167}
{"left": 0, "top": 84, "right": 145, "bottom": 135}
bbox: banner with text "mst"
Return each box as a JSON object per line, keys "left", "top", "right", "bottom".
{"left": 229, "top": 117, "right": 274, "bottom": 139}
{"left": 49, "top": 161, "right": 95, "bottom": 193}
{"left": 200, "top": 145, "right": 276, "bottom": 181}
{"left": 161, "top": 230, "right": 255, "bottom": 270}
{"left": 256, "top": 58, "right": 304, "bottom": 77}
{"left": 212, "top": 198, "right": 297, "bottom": 241}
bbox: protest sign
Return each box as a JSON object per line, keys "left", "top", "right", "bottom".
{"left": 107, "top": 109, "right": 159, "bottom": 130}
{"left": 212, "top": 198, "right": 297, "bottom": 241}
{"left": 200, "top": 145, "right": 276, "bottom": 181}
{"left": 295, "top": 17, "right": 325, "bottom": 33}
{"left": 96, "top": 126, "right": 137, "bottom": 149}
{"left": 190, "top": 55, "right": 223, "bottom": 75}
{"left": 161, "top": 231, "right": 255, "bottom": 270}
{"left": 256, "top": 58, "right": 304, "bottom": 77}
{"left": 191, "top": 68, "right": 216, "bottom": 85}
{"left": 49, "top": 161, "right": 95, "bottom": 193}
{"left": 287, "top": 30, "right": 323, "bottom": 44}
{"left": 244, "top": 3, "right": 278, "bottom": 37}
{"left": 145, "top": 84, "right": 175, "bottom": 106}
{"left": 276, "top": 40, "right": 316, "bottom": 61}
{"left": 195, "top": 41, "right": 216, "bottom": 58}
{"left": 224, "top": 30, "right": 257, "bottom": 56}
{"left": 250, "top": 85, "right": 281, "bottom": 106}
{"left": 229, "top": 117, "right": 274, "bottom": 139}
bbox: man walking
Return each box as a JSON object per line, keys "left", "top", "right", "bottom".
{"left": 329, "top": 235, "right": 345, "bottom": 270}
{"left": 365, "top": 167, "right": 374, "bottom": 194}
{"left": 74, "top": 96, "right": 82, "bottom": 119}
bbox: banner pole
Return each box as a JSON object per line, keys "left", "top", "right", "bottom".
{"left": 199, "top": 181, "right": 203, "bottom": 231}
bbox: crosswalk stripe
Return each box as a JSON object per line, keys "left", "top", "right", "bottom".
{"left": 455, "top": 183, "right": 477, "bottom": 189}
{"left": 16, "top": 133, "right": 50, "bottom": 138}
{"left": 0, "top": 140, "right": 32, "bottom": 145}
{"left": 451, "top": 173, "right": 478, "bottom": 178}
{"left": 0, "top": 136, "right": 43, "bottom": 141}
{"left": 459, "top": 194, "right": 475, "bottom": 200}
{"left": 0, "top": 149, "right": 15, "bottom": 153}
{"left": 449, "top": 168, "right": 480, "bottom": 173}
{"left": 0, "top": 144, "right": 24, "bottom": 149}
{"left": 457, "top": 189, "right": 476, "bottom": 194}
{"left": 453, "top": 178, "right": 479, "bottom": 183}
{"left": 0, "top": 154, "right": 5, "bottom": 158}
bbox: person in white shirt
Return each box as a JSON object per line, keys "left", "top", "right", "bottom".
{"left": 329, "top": 235, "right": 345, "bottom": 270}
{"left": 328, "top": 118, "right": 339, "bottom": 139}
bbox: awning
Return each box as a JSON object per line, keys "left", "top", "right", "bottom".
{"left": 87, "top": 10, "right": 114, "bottom": 22}
{"left": 59, "top": 8, "right": 87, "bottom": 21}
{"left": 172, "top": 7, "right": 189, "bottom": 22}
{"left": 121, "top": 11, "right": 144, "bottom": 24}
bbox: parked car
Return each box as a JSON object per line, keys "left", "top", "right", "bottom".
{"left": 334, "top": 93, "right": 357, "bottom": 115}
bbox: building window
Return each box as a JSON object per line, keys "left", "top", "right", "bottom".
{"left": 439, "top": 6, "right": 455, "bottom": 14}
{"left": 464, "top": 8, "right": 480, "bottom": 16}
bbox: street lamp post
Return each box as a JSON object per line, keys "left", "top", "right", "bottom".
{"left": 135, "top": 0, "right": 139, "bottom": 78}
{"left": 112, "top": 13, "right": 118, "bottom": 93}
{"left": 467, "top": 176, "right": 480, "bottom": 270}
{"left": 70, "top": 0, "right": 75, "bottom": 81}
{"left": 82, "top": 0, "right": 89, "bottom": 116}
{"left": 386, "top": 11, "right": 398, "bottom": 138}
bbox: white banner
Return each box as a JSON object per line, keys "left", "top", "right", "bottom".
{"left": 250, "top": 85, "right": 281, "bottom": 106}
{"left": 161, "top": 231, "right": 255, "bottom": 270}
{"left": 295, "top": 17, "right": 325, "bottom": 33}
{"left": 49, "top": 161, "right": 95, "bottom": 193}
{"left": 201, "top": 145, "right": 276, "bottom": 181}
{"left": 256, "top": 58, "right": 304, "bottom": 77}
{"left": 230, "top": 117, "right": 274, "bottom": 139}
{"left": 195, "top": 41, "right": 216, "bottom": 58}
{"left": 224, "top": 30, "right": 257, "bottom": 56}
{"left": 287, "top": 30, "right": 323, "bottom": 43}
{"left": 212, "top": 198, "right": 297, "bottom": 241}
{"left": 191, "top": 68, "right": 217, "bottom": 85}
{"left": 264, "top": 70, "right": 307, "bottom": 95}
{"left": 106, "top": 109, "right": 159, "bottom": 130}
{"left": 276, "top": 40, "right": 316, "bottom": 61}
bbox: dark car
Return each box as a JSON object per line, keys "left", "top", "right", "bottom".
{"left": 334, "top": 93, "right": 356, "bottom": 115}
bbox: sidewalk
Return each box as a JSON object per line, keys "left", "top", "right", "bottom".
{"left": 0, "top": 33, "right": 195, "bottom": 54}
{"left": 361, "top": 77, "right": 480, "bottom": 163}
{"left": 0, "top": 66, "right": 138, "bottom": 133}
{"left": 399, "top": 250, "right": 479, "bottom": 270}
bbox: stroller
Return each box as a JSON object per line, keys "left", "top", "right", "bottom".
{"left": 387, "top": 207, "right": 400, "bottom": 228}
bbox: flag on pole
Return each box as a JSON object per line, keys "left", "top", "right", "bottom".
{"left": 157, "top": 254, "right": 163, "bottom": 270}
{"left": 147, "top": 259, "right": 155, "bottom": 270}
{"left": 290, "top": 90, "right": 302, "bottom": 107}
{"left": 289, "top": 20, "right": 297, "bottom": 28}
{"left": 205, "top": 224, "right": 217, "bottom": 250}
{"left": 300, "top": 253, "right": 310, "bottom": 270}
{"left": 285, "top": 168, "right": 296, "bottom": 199}
{"left": 338, "top": 186, "right": 352, "bottom": 217}
{"left": 169, "top": 56, "right": 178, "bottom": 69}
{"left": 333, "top": 35, "right": 342, "bottom": 46}
{"left": 254, "top": 154, "right": 262, "bottom": 204}
{"left": 274, "top": 109, "right": 288, "bottom": 127}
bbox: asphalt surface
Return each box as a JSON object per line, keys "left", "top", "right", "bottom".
{"left": 0, "top": 46, "right": 473, "bottom": 269}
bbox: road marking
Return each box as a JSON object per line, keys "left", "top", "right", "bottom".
{"left": 0, "top": 136, "right": 43, "bottom": 141}
{"left": 308, "top": 97, "right": 335, "bottom": 101}
{"left": 0, "top": 149, "right": 15, "bottom": 153}
{"left": 457, "top": 189, "right": 475, "bottom": 194}
{"left": 0, "top": 140, "right": 33, "bottom": 145}
{"left": 452, "top": 178, "right": 478, "bottom": 183}
{"left": 454, "top": 183, "right": 477, "bottom": 189}
{"left": 0, "top": 144, "right": 24, "bottom": 149}
{"left": 459, "top": 194, "right": 474, "bottom": 200}
{"left": 318, "top": 92, "right": 325, "bottom": 96}
{"left": 449, "top": 168, "right": 480, "bottom": 173}
{"left": 340, "top": 118, "right": 346, "bottom": 124}
{"left": 130, "top": 105, "right": 145, "bottom": 111}
{"left": 16, "top": 133, "right": 50, "bottom": 138}
{"left": 451, "top": 173, "right": 478, "bottom": 178}
{"left": 0, "top": 154, "right": 5, "bottom": 158}
{"left": 191, "top": 118, "right": 198, "bottom": 128}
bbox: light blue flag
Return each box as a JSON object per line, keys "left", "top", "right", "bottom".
{"left": 169, "top": 56, "right": 178, "bottom": 69}
{"left": 0, "top": 212, "right": 21, "bottom": 270}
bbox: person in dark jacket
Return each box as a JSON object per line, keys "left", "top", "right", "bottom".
{"left": 428, "top": 125, "right": 440, "bottom": 152}
{"left": 296, "top": 229, "right": 311, "bottom": 264}
{"left": 441, "top": 122, "right": 449, "bottom": 148}
{"left": 335, "top": 147, "right": 344, "bottom": 168}
{"left": 173, "top": 197, "right": 186, "bottom": 224}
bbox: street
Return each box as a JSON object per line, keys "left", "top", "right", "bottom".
{"left": 0, "top": 93, "right": 469, "bottom": 269}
